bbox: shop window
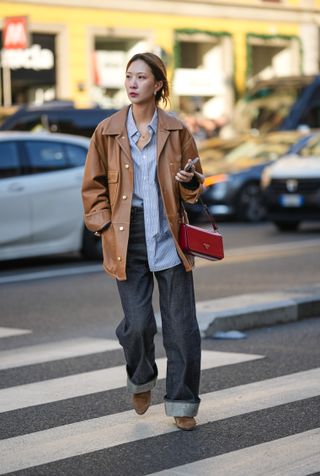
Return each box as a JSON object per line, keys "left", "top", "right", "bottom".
{"left": 174, "top": 32, "right": 231, "bottom": 136}
{"left": 179, "top": 41, "right": 216, "bottom": 69}
{"left": 251, "top": 45, "right": 284, "bottom": 78}
{"left": 247, "top": 34, "right": 301, "bottom": 86}
{"left": 92, "top": 36, "right": 147, "bottom": 108}
{"left": 0, "top": 32, "right": 56, "bottom": 106}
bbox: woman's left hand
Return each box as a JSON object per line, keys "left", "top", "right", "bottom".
{"left": 175, "top": 159, "right": 195, "bottom": 183}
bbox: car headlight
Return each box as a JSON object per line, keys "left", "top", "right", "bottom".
{"left": 204, "top": 173, "right": 229, "bottom": 199}
{"left": 261, "top": 167, "right": 272, "bottom": 189}
{"left": 211, "top": 180, "right": 229, "bottom": 200}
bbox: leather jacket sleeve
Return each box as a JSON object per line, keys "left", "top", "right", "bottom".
{"left": 179, "top": 129, "right": 204, "bottom": 203}
{"left": 81, "top": 133, "right": 111, "bottom": 233}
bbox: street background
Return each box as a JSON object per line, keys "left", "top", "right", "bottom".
{"left": 1, "top": 221, "right": 320, "bottom": 344}
{"left": 1, "top": 0, "right": 320, "bottom": 473}
{"left": 0, "top": 222, "right": 319, "bottom": 474}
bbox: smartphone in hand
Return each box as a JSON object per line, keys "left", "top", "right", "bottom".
{"left": 184, "top": 157, "right": 200, "bottom": 172}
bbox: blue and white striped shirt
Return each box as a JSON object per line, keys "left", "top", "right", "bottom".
{"left": 127, "top": 106, "right": 181, "bottom": 271}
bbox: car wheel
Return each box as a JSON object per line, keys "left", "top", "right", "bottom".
{"left": 82, "top": 227, "right": 102, "bottom": 260}
{"left": 273, "top": 221, "right": 300, "bottom": 232}
{"left": 237, "top": 182, "right": 266, "bottom": 222}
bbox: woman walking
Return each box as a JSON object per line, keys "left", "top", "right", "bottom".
{"left": 82, "top": 52, "right": 203, "bottom": 431}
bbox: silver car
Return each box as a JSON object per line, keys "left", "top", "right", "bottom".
{"left": 0, "top": 131, "right": 101, "bottom": 261}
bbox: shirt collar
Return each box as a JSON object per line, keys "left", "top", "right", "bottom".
{"left": 127, "top": 106, "right": 158, "bottom": 138}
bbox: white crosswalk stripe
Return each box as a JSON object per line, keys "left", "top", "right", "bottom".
{"left": 0, "top": 326, "right": 32, "bottom": 338}
{"left": 0, "top": 349, "right": 262, "bottom": 413}
{"left": 0, "top": 332, "right": 319, "bottom": 475}
{"left": 149, "top": 428, "right": 320, "bottom": 476}
{"left": 0, "top": 368, "right": 319, "bottom": 474}
{"left": 0, "top": 337, "right": 121, "bottom": 370}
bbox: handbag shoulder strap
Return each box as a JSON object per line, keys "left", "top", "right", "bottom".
{"left": 180, "top": 198, "right": 219, "bottom": 231}
{"left": 198, "top": 197, "right": 219, "bottom": 231}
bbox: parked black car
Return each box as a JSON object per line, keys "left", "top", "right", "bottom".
{"left": 187, "top": 131, "right": 314, "bottom": 223}
{"left": 0, "top": 102, "right": 117, "bottom": 137}
{"left": 261, "top": 132, "right": 320, "bottom": 231}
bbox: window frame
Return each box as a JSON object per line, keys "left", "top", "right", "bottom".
{"left": 21, "top": 139, "right": 72, "bottom": 175}
{"left": 0, "top": 140, "right": 24, "bottom": 179}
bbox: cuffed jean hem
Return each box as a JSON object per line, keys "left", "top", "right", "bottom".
{"left": 164, "top": 398, "right": 200, "bottom": 417}
{"left": 127, "top": 374, "right": 157, "bottom": 394}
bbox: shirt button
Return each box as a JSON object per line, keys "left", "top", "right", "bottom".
{"left": 117, "top": 256, "right": 122, "bottom": 261}
{"left": 119, "top": 226, "right": 124, "bottom": 231}
{"left": 125, "top": 164, "right": 129, "bottom": 169}
{"left": 122, "top": 195, "right": 127, "bottom": 200}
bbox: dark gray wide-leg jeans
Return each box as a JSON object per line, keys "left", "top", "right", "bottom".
{"left": 116, "top": 207, "right": 201, "bottom": 417}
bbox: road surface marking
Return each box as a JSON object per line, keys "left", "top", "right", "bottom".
{"left": 196, "top": 237, "right": 320, "bottom": 267}
{"left": 0, "top": 350, "right": 262, "bottom": 412}
{"left": 1, "top": 237, "right": 320, "bottom": 284}
{"left": 226, "top": 237, "right": 320, "bottom": 256}
{"left": 0, "top": 367, "right": 319, "bottom": 474}
{"left": 0, "top": 326, "right": 32, "bottom": 338}
{"left": 0, "top": 264, "right": 102, "bottom": 285}
{"left": 0, "top": 337, "right": 121, "bottom": 370}
{"left": 149, "top": 428, "right": 320, "bottom": 476}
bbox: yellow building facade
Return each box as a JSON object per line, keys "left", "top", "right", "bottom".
{"left": 0, "top": 0, "right": 320, "bottom": 120}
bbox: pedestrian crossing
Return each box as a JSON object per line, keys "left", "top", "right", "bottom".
{"left": 149, "top": 428, "right": 320, "bottom": 476}
{"left": 0, "top": 336, "right": 122, "bottom": 370}
{"left": 0, "top": 349, "right": 261, "bottom": 413}
{"left": 0, "top": 326, "right": 31, "bottom": 338}
{"left": 0, "top": 327, "right": 319, "bottom": 475}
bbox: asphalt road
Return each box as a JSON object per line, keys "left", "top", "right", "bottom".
{"left": 0, "top": 221, "right": 319, "bottom": 475}
{"left": 0, "top": 221, "right": 319, "bottom": 343}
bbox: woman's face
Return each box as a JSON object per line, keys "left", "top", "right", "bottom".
{"left": 125, "top": 59, "right": 162, "bottom": 106}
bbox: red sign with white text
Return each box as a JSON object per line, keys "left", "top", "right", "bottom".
{"left": 3, "top": 16, "right": 29, "bottom": 49}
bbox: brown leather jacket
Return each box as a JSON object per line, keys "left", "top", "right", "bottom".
{"left": 82, "top": 106, "right": 203, "bottom": 280}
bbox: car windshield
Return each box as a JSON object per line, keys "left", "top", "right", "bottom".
{"left": 297, "top": 135, "right": 320, "bottom": 157}
{"left": 232, "top": 78, "right": 313, "bottom": 134}
{"left": 208, "top": 134, "right": 301, "bottom": 174}
{"left": 234, "top": 93, "right": 297, "bottom": 134}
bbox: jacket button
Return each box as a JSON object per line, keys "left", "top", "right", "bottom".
{"left": 125, "top": 164, "right": 129, "bottom": 169}
{"left": 119, "top": 226, "right": 124, "bottom": 231}
{"left": 117, "top": 256, "right": 122, "bottom": 261}
{"left": 122, "top": 195, "right": 127, "bottom": 200}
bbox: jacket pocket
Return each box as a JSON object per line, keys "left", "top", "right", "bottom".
{"left": 107, "top": 171, "right": 119, "bottom": 206}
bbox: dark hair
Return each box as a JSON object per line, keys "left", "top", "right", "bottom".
{"left": 126, "top": 52, "right": 170, "bottom": 107}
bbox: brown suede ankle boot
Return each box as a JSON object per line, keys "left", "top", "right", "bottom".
{"left": 174, "top": 417, "right": 196, "bottom": 431}
{"left": 132, "top": 391, "right": 151, "bottom": 415}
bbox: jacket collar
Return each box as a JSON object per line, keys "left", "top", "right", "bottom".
{"left": 101, "top": 105, "right": 183, "bottom": 136}
{"left": 101, "top": 105, "right": 183, "bottom": 162}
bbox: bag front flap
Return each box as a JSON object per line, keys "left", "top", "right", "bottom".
{"left": 185, "top": 224, "right": 224, "bottom": 257}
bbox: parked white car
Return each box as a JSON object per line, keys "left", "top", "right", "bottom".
{"left": 0, "top": 131, "right": 101, "bottom": 261}
{"left": 261, "top": 132, "right": 320, "bottom": 231}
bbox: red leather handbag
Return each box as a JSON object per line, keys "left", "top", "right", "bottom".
{"left": 179, "top": 200, "right": 224, "bottom": 261}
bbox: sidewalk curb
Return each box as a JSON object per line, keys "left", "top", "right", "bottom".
{"left": 155, "top": 284, "right": 320, "bottom": 337}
